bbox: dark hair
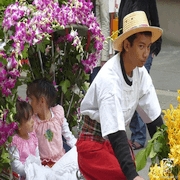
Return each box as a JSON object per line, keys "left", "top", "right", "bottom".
{"left": 121, "top": 31, "right": 152, "bottom": 53}
{"left": 15, "top": 100, "right": 33, "bottom": 123}
{"left": 26, "top": 78, "right": 57, "bottom": 108}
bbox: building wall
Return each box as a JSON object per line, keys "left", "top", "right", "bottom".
{"left": 157, "top": 0, "right": 180, "bottom": 43}
{"left": 109, "top": 0, "right": 121, "bottom": 13}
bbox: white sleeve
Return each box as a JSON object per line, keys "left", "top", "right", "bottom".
{"left": 139, "top": 68, "right": 161, "bottom": 121}
{"left": 62, "top": 118, "right": 77, "bottom": 148}
{"left": 35, "top": 146, "right": 40, "bottom": 158}
{"left": 9, "top": 146, "right": 26, "bottom": 177}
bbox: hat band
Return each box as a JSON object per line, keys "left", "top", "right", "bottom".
{"left": 124, "top": 24, "right": 149, "bottom": 33}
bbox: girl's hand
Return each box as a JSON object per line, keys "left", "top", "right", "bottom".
{"left": 134, "top": 176, "right": 144, "bottom": 180}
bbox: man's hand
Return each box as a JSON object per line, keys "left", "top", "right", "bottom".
{"left": 134, "top": 176, "right": 144, "bottom": 180}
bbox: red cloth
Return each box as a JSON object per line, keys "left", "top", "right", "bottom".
{"left": 77, "top": 139, "right": 127, "bottom": 180}
{"left": 42, "top": 160, "right": 55, "bottom": 168}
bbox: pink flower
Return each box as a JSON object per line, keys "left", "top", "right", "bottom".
{"left": 0, "top": 67, "right": 7, "bottom": 81}
{"left": 0, "top": 121, "right": 18, "bottom": 146}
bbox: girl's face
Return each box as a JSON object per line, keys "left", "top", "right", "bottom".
{"left": 21, "top": 116, "right": 34, "bottom": 133}
{"left": 28, "top": 95, "right": 41, "bottom": 115}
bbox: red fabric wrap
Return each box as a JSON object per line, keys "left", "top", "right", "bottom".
{"left": 77, "top": 115, "right": 135, "bottom": 179}
{"left": 77, "top": 139, "right": 126, "bottom": 180}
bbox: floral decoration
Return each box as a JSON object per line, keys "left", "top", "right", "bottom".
{"left": 0, "top": 0, "right": 104, "bottom": 175}
{"left": 136, "top": 90, "right": 180, "bottom": 180}
{"left": 1, "top": 0, "right": 104, "bottom": 128}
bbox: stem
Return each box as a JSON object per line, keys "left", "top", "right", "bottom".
{"left": 28, "top": 60, "right": 35, "bottom": 80}
{"left": 51, "top": 39, "right": 55, "bottom": 81}
{"left": 76, "top": 68, "right": 82, "bottom": 82}
{"left": 66, "top": 92, "right": 75, "bottom": 119}
{"left": 9, "top": 168, "right": 13, "bottom": 180}
{"left": 60, "top": 92, "right": 64, "bottom": 106}
{"left": 38, "top": 50, "right": 44, "bottom": 77}
{"left": 51, "top": 39, "right": 54, "bottom": 59}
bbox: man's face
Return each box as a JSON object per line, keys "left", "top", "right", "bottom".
{"left": 127, "top": 33, "right": 152, "bottom": 68}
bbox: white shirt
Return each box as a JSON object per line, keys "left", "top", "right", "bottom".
{"left": 80, "top": 53, "right": 161, "bottom": 137}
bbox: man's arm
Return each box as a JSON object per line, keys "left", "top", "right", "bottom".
{"left": 146, "top": 115, "right": 164, "bottom": 138}
{"left": 108, "top": 130, "right": 139, "bottom": 179}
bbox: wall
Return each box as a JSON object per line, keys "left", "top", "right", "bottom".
{"left": 157, "top": 0, "right": 180, "bottom": 43}
{"left": 109, "top": 0, "right": 121, "bottom": 13}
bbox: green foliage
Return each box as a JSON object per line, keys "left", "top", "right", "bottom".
{"left": 0, "top": 146, "right": 11, "bottom": 174}
{"left": 0, "top": 0, "right": 98, "bottom": 174}
{"left": 22, "top": 27, "right": 90, "bottom": 129}
{"left": 135, "top": 124, "right": 170, "bottom": 171}
{"left": 0, "top": 0, "right": 16, "bottom": 39}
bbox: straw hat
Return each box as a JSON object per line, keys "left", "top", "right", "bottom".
{"left": 113, "top": 11, "right": 163, "bottom": 52}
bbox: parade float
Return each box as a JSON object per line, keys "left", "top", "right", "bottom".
{"left": 0, "top": 0, "right": 104, "bottom": 178}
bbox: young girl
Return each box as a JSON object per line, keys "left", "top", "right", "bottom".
{"left": 26, "top": 78, "right": 77, "bottom": 167}
{"left": 9, "top": 100, "right": 40, "bottom": 179}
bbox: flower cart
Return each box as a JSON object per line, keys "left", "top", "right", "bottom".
{"left": 0, "top": 0, "right": 104, "bottom": 178}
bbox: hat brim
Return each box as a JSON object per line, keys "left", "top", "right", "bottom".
{"left": 113, "top": 26, "right": 163, "bottom": 52}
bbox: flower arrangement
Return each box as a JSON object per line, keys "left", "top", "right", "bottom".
{"left": 0, "top": 0, "right": 104, "bottom": 176}
{"left": 2, "top": 0, "right": 104, "bottom": 127}
{"left": 136, "top": 90, "right": 180, "bottom": 180}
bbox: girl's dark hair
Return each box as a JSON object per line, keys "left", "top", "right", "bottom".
{"left": 15, "top": 100, "right": 33, "bottom": 123}
{"left": 26, "top": 78, "right": 57, "bottom": 108}
{"left": 121, "top": 31, "right": 152, "bottom": 54}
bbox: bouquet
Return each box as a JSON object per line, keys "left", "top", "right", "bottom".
{"left": 136, "top": 90, "right": 180, "bottom": 180}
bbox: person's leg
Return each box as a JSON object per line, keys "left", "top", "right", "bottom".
{"left": 77, "top": 139, "right": 127, "bottom": 180}
{"left": 130, "top": 111, "right": 146, "bottom": 148}
{"left": 144, "top": 53, "right": 153, "bottom": 73}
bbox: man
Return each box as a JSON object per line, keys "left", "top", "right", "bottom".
{"left": 76, "top": 11, "right": 163, "bottom": 180}
{"left": 118, "top": 0, "right": 162, "bottom": 150}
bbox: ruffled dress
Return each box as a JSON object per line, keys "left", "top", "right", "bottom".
{"left": 33, "top": 105, "right": 65, "bottom": 163}
{"left": 9, "top": 132, "right": 39, "bottom": 178}
{"left": 11, "top": 132, "right": 38, "bottom": 163}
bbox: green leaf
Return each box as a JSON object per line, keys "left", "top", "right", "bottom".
{"left": 0, "top": 56, "right": 7, "bottom": 65}
{"left": 76, "top": 54, "right": 81, "bottom": 62}
{"left": 22, "top": 43, "right": 29, "bottom": 59}
{"left": 135, "top": 149, "right": 147, "bottom": 171}
{"left": 149, "top": 146, "right": 157, "bottom": 159}
{"left": 153, "top": 141, "right": 163, "bottom": 152}
{"left": 145, "top": 140, "right": 153, "bottom": 157}
{"left": 60, "top": 79, "right": 70, "bottom": 94}
{"left": 150, "top": 131, "right": 163, "bottom": 141}
{"left": 1, "top": 148, "right": 10, "bottom": 164}
{"left": 36, "top": 38, "right": 50, "bottom": 53}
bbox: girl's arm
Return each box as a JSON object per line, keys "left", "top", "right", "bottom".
{"left": 35, "top": 146, "right": 40, "bottom": 158}
{"left": 62, "top": 118, "right": 77, "bottom": 148}
{"left": 9, "top": 146, "right": 26, "bottom": 178}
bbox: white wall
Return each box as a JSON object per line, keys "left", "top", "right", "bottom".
{"left": 109, "top": 0, "right": 121, "bottom": 13}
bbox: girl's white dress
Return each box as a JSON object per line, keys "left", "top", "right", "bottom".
{"left": 10, "top": 132, "right": 79, "bottom": 179}
{"left": 24, "top": 146, "right": 79, "bottom": 180}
